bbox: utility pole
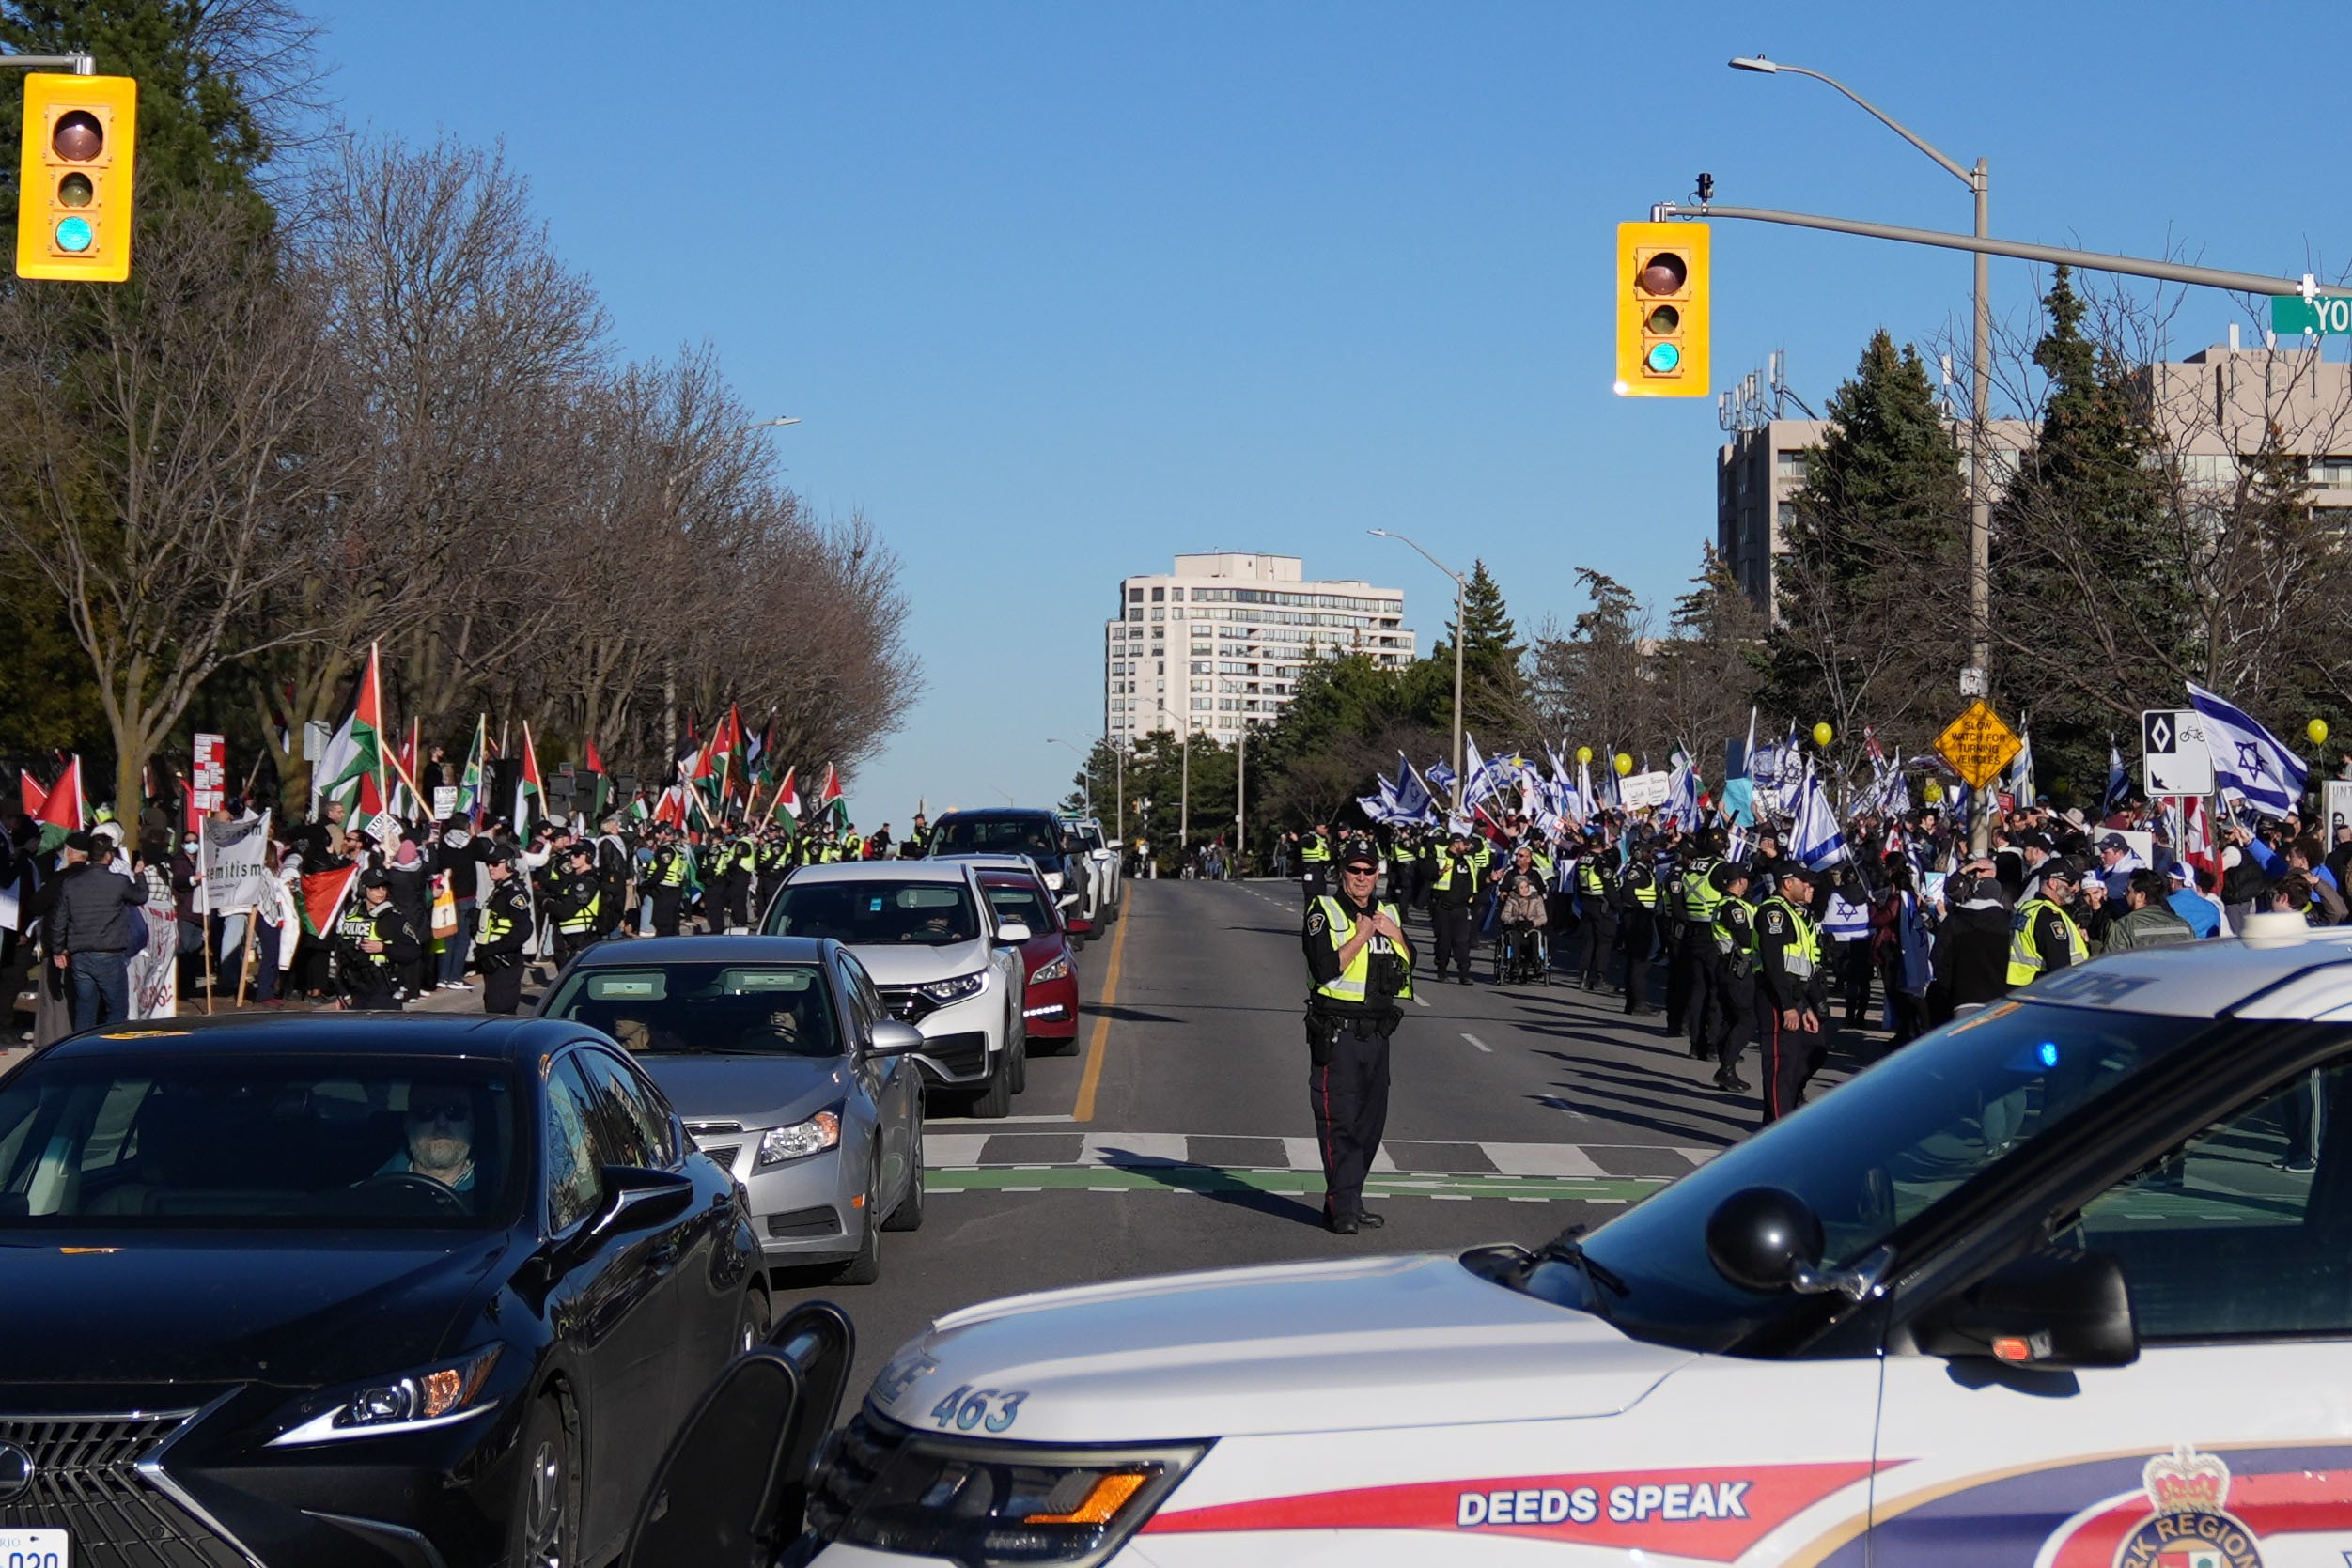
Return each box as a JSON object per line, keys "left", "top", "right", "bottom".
{"left": 1369, "top": 529, "right": 1468, "bottom": 815}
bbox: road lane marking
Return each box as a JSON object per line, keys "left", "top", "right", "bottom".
{"left": 1072, "top": 894, "right": 1133, "bottom": 1124}
{"left": 919, "top": 1164, "right": 1665, "bottom": 1203}
{"left": 926, "top": 1134, "right": 991, "bottom": 1167}
{"left": 1412, "top": 996, "right": 1431, "bottom": 1008}
{"left": 1082, "top": 1131, "right": 1189, "bottom": 1165}
{"left": 932, "top": 1112, "right": 1078, "bottom": 1125}
{"left": 1486, "top": 1143, "right": 1609, "bottom": 1178}
{"left": 1282, "top": 1133, "right": 1396, "bottom": 1173}
{"left": 1460, "top": 1032, "right": 1492, "bottom": 1053}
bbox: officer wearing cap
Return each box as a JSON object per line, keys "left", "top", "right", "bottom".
{"left": 2007, "top": 857, "right": 2089, "bottom": 988}
{"left": 1575, "top": 828, "right": 1619, "bottom": 993}
{"left": 1618, "top": 834, "right": 1661, "bottom": 1017}
{"left": 549, "top": 842, "right": 603, "bottom": 965}
{"left": 1705, "top": 861, "right": 1756, "bottom": 1093}
{"left": 647, "top": 826, "right": 690, "bottom": 937}
{"left": 475, "top": 846, "right": 534, "bottom": 1014}
{"left": 335, "top": 869, "right": 422, "bottom": 1011}
{"left": 1301, "top": 845, "right": 1415, "bottom": 1234}
{"left": 1426, "top": 827, "right": 1487, "bottom": 986}
{"left": 1299, "top": 822, "right": 1333, "bottom": 905}
{"left": 1753, "top": 862, "right": 1827, "bottom": 1126}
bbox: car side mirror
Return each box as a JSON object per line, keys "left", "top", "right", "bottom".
{"left": 866, "top": 1019, "right": 925, "bottom": 1058}
{"left": 1916, "top": 1248, "right": 2140, "bottom": 1371}
{"left": 584, "top": 1166, "right": 694, "bottom": 1248}
{"left": 995, "top": 922, "right": 1032, "bottom": 944}
{"left": 1706, "top": 1186, "right": 1826, "bottom": 1293}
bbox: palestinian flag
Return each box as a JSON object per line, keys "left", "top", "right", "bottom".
{"left": 672, "top": 712, "right": 701, "bottom": 788}
{"left": 626, "top": 790, "right": 650, "bottom": 824}
{"left": 515, "top": 722, "right": 545, "bottom": 834}
{"left": 300, "top": 862, "right": 361, "bottom": 937}
{"left": 715, "top": 704, "right": 747, "bottom": 801}
{"left": 651, "top": 784, "right": 688, "bottom": 829}
{"left": 818, "top": 763, "right": 848, "bottom": 831}
{"left": 20, "top": 768, "right": 48, "bottom": 819}
{"left": 456, "top": 714, "right": 488, "bottom": 825}
{"left": 770, "top": 766, "right": 801, "bottom": 829}
{"left": 317, "top": 644, "right": 390, "bottom": 831}
{"left": 34, "top": 756, "right": 86, "bottom": 850}
{"left": 386, "top": 715, "right": 428, "bottom": 823}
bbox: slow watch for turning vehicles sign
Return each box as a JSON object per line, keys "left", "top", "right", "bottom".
{"left": 2142, "top": 708, "right": 2214, "bottom": 797}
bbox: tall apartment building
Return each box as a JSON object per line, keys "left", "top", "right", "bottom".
{"left": 1104, "top": 553, "right": 1415, "bottom": 743}
{"left": 1719, "top": 334, "right": 2352, "bottom": 616}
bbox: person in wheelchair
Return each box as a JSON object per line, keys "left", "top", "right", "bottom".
{"left": 1494, "top": 846, "right": 1551, "bottom": 985}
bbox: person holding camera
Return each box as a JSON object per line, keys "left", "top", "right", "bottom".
{"left": 1301, "top": 846, "right": 1415, "bottom": 1235}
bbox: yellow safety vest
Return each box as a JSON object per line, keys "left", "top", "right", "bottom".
{"left": 2007, "top": 898, "right": 2089, "bottom": 986}
{"left": 556, "top": 887, "right": 600, "bottom": 935}
{"left": 657, "top": 851, "right": 687, "bottom": 889}
{"left": 1577, "top": 860, "right": 1608, "bottom": 897}
{"left": 1681, "top": 860, "right": 1723, "bottom": 923}
{"left": 1301, "top": 836, "right": 1332, "bottom": 865}
{"left": 1630, "top": 868, "right": 1659, "bottom": 908}
{"left": 1710, "top": 894, "right": 1754, "bottom": 956}
{"left": 1751, "top": 895, "right": 1821, "bottom": 979}
{"left": 1309, "top": 895, "right": 1414, "bottom": 1005}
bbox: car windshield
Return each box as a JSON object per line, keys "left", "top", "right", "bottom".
{"left": 765, "top": 881, "right": 980, "bottom": 946}
{"left": 982, "top": 883, "right": 1051, "bottom": 933}
{"left": 0, "top": 1054, "right": 522, "bottom": 1228}
{"left": 1502, "top": 1000, "right": 2214, "bottom": 1352}
{"left": 544, "top": 963, "right": 843, "bottom": 1058}
{"left": 932, "top": 817, "right": 1060, "bottom": 858}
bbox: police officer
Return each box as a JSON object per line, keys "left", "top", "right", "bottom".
{"left": 549, "top": 842, "right": 603, "bottom": 965}
{"left": 1426, "top": 828, "right": 1485, "bottom": 986}
{"left": 1706, "top": 861, "right": 1757, "bottom": 1093}
{"left": 1301, "top": 846, "right": 1414, "bottom": 1234}
{"left": 335, "top": 870, "right": 422, "bottom": 1011}
{"left": 594, "top": 815, "right": 632, "bottom": 940}
{"left": 475, "top": 847, "right": 533, "bottom": 1015}
{"left": 2007, "top": 858, "right": 2088, "bottom": 988}
{"left": 1576, "top": 831, "right": 1618, "bottom": 993}
{"left": 1753, "top": 862, "right": 1828, "bottom": 1126}
{"left": 1299, "top": 822, "right": 1332, "bottom": 905}
{"left": 1618, "top": 839, "right": 1661, "bottom": 1017}
{"left": 1669, "top": 841, "right": 1721, "bottom": 1048}
{"left": 647, "top": 826, "right": 690, "bottom": 937}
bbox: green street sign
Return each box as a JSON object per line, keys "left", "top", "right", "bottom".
{"left": 2272, "top": 293, "right": 2352, "bottom": 334}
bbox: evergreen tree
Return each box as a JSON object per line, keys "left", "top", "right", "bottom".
{"left": 1659, "top": 544, "right": 1766, "bottom": 765}
{"left": 1428, "top": 558, "right": 1524, "bottom": 737}
{"left": 1766, "top": 328, "right": 1966, "bottom": 757}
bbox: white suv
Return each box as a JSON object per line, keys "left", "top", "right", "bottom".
{"left": 1059, "top": 815, "right": 1122, "bottom": 925}
{"left": 761, "top": 860, "right": 1031, "bottom": 1117}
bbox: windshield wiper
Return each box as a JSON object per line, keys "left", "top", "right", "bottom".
{"left": 1528, "top": 1227, "right": 1628, "bottom": 1320}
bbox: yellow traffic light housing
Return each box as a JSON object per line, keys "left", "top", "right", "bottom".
{"left": 1615, "top": 220, "right": 1708, "bottom": 397}
{"left": 17, "top": 72, "right": 137, "bottom": 283}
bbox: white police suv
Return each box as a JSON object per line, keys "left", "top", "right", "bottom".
{"left": 793, "top": 918, "right": 2352, "bottom": 1566}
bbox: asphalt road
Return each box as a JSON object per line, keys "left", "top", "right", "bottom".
{"left": 771, "top": 877, "right": 1874, "bottom": 1396}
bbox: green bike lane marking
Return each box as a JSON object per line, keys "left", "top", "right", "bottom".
{"left": 926, "top": 1165, "right": 1665, "bottom": 1203}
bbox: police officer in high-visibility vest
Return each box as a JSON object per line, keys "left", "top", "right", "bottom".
{"left": 335, "top": 870, "right": 422, "bottom": 1011}
{"left": 549, "top": 843, "right": 603, "bottom": 965}
{"left": 1618, "top": 839, "right": 1661, "bottom": 1017}
{"left": 1670, "top": 843, "right": 1722, "bottom": 1051}
{"left": 1299, "top": 823, "right": 1332, "bottom": 905}
{"left": 1576, "top": 831, "right": 1618, "bottom": 993}
{"left": 1706, "top": 861, "right": 1757, "bottom": 1093}
{"left": 1427, "top": 828, "right": 1486, "bottom": 986}
{"left": 1753, "top": 863, "right": 1828, "bottom": 1126}
{"left": 1301, "top": 846, "right": 1415, "bottom": 1234}
{"left": 475, "top": 848, "right": 533, "bottom": 1015}
{"left": 648, "top": 827, "right": 690, "bottom": 937}
{"left": 2007, "top": 858, "right": 2089, "bottom": 988}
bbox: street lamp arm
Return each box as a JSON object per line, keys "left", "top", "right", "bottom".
{"left": 1366, "top": 527, "right": 1463, "bottom": 585}
{"left": 1731, "top": 56, "right": 1974, "bottom": 190}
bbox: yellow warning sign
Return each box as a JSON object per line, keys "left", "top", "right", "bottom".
{"left": 1935, "top": 700, "right": 2023, "bottom": 790}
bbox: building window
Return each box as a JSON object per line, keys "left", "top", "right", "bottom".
{"left": 1775, "top": 450, "right": 1809, "bottom": 479}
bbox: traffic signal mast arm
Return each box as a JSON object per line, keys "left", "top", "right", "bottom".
{"left": 1651, "top": 199, "right": 2320, "bottom": 303}
{"left": 0, "top": 54, "right": 95, "bottom": 75}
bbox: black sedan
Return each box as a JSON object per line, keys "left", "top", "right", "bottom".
{"left": 0, "top": 1013, "right": 766, "bottom": 1568}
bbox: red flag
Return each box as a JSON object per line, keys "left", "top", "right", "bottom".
{"left": 34, "top": 757, "right": 85, "bottom": 831}
{"left": 584, "top": 737, "right": 607, "bottom": 775}
{"left": 300, "top": 862, "right": 361, "bottom": 937}
{"left": 516, "top": 722, "right": 545, "bottom": 831}
{"left": 651, "top": 785, "right": 687, "bottom": 829}
{"left": 20, "top": 768, "right": 47, "bottom": 819}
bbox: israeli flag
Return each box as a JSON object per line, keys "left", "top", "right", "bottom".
{"left": 2102, "top": 740, "right": 2130, "bottom": 817}
{"left": 1425, "top": 757, "right": 1457, "bottom": 801}
{"left": 1789, "top": 766, "right": 1849, "bottom": 869}
{"left": 2187, "top": 681, "right": 2309, "bottom": 816}
{"left": 1391, "top": 754, "right": 1437, "bottom": 825}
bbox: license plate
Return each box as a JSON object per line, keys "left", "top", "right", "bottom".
{"left": 0, "top": 1529, "right": 68, "bottom": 1568}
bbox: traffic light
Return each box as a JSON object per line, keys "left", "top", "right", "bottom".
{"left": 17, "top": 72, "right": 138, "bottom": 283}
{"left": 1614, "top": 220, "right": 1708, "bottom": 397}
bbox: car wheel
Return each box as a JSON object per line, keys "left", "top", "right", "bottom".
{"left": 507, "top": 1392, "right": 580, "bottom": 1568}
{"left": 735, "top": 1283, "right": 771, "bottom": 1354}
{"left": 883, "top": 1106, "right": 926, "bottom": 1233}
{"left": 967, "top": 1053, "right": 1013, "bottom": 1118}
{"left": 832, "top": 1172, "right": 882, "bottom": 1285}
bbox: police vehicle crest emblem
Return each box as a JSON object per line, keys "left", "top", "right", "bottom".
{"left": 2111, "top": 1445, "right": 2261, "bottom": 1568}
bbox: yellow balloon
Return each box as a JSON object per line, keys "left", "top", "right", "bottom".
{"left": 2310, "top": 719, "right": 2330, "bottom": 747}
{"left": 1575, "top": 746, "right": 1593, "bottom": 766}
{"left": 1923, "top": 780, "right": 1945, "bottom": 804}
{"left": 1811, "top": 722, "right": 1834, "bottom": 749}
{"left": 1613, "top": 753, "right": 1634, "bottom": 777}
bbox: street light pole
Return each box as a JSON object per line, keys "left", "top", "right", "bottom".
{"left": 1046, "top": 737, "right": 1092, "bottom": 816}
{"left": 1368, "top": 528, "right": 1467, "bottom": 816}
{"left": 1235, "top": 722, "right": 1247, "bottom": 870}
{"left": 1729, "top": 55, "right": 1991, "bottom": 851}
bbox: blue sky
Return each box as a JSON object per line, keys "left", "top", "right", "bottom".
{"left": 308, "top": 0, "right": 2346, "bottom": 820}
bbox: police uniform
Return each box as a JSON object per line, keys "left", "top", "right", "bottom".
{"left": 335, "top": 879, "right": 422, "bottom": 1011}
{"left": 1301, "top": 866, "right": 1414, "bottom": 1234}
{"left": 1299, "top": 829, "right": 1332, "bottom": 904}
{"left": 1576, "top": 846, "right": 1618, "bottom": 993}
{"left": 1752, "top": 881, "right": 1828, "bottom": 1126}
{"left": 2007, "top": 880, "right": 2089, "bottom": 988}
{"left": 1427, "top": 837, "right": 1487, "bottom": 985}
{"left": 1669, "top": 851, "right": 1722, "bottom": 1048}
{"left": 1618, "top": 855, "right": 1661, "bottom": 1016}
{"left": 1706, "top": 864, "right": 1757, "bottom": 1092}
{"left": 549, "top": 852, "right": 603, "bottom": 964}
{"left": 648, "top": 836, "right": 689, "bottom": 937}
{"left": 594, "top": 830, "right": 632, "bottom": 939}
{"left": 475, "top": 862, "right": 533, "bottom": 1015}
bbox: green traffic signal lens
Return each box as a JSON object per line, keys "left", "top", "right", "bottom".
{"left": 1644, "top": 341, "right": 1682, "bottom": 374}
{"left": 57, "top": 172, "right": 93, "bottom": 209}
{"left": 1645, "top": 304, "right": 1680, "bottom": 334}
{"left": 54, "top": 215, "right": 95, "bottom": 253}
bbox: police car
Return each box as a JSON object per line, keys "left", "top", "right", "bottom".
{"left": 790, "top": 915, "right": 2352, "bottom": 1566}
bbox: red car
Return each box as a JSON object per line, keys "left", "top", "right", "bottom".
{"left": 977, "top": 868, "right": 1087, "bottom": 1051}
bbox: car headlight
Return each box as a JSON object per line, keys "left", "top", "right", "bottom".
{"left": 1029, "top": 955, "right": 1070, "bottom": 985}
{"left": 270, "top": 1346, "right": 501, "bottom": 1446}
{"left": 835, "top": 1433, "right": 1205, "bottom": 1565}
{"left": 758, "top": 1109, "right": 842, "bottom": 1167}
{"left": 919, "top": 970, "right": 988, "bottom": 1005}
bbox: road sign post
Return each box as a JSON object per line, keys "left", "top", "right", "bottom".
{"left": 2141, "top": 709, "right": 2213, "bottom": 797}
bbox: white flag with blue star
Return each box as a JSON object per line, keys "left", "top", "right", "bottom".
{"left": 2187, "top": 681, "right": 2308, "bottom": 816}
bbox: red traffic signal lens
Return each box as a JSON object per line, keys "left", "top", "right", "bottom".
{"left": 1636, "top": 252, "right": 1687, "bottom": 296}
{"left": 52, "top": 110, "right": 103, "bottom": 162}
{"left": 57, "top": 172, "right": 93, "bottom": 209}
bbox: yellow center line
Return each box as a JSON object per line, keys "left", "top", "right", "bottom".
{"left": 1071, "top": 894, "right": 1133, "bottom": 1124}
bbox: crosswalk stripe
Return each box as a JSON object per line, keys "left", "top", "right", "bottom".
{"left": 1081, "top": 1131, "right": 1189, "bottom": 1166}
{"left": 926, "top": 1133, "right": 991, "bottom": 1167}
{"left": 1484, "top": 1143, "right": 1608, "bottom": 1178}
{"left": 924, "top": 1131, "right": 1718, "bottom": 1180}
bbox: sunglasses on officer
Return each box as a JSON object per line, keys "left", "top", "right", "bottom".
{"left": 1341, "top": 862, "right": 1379, "bottom": 877}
